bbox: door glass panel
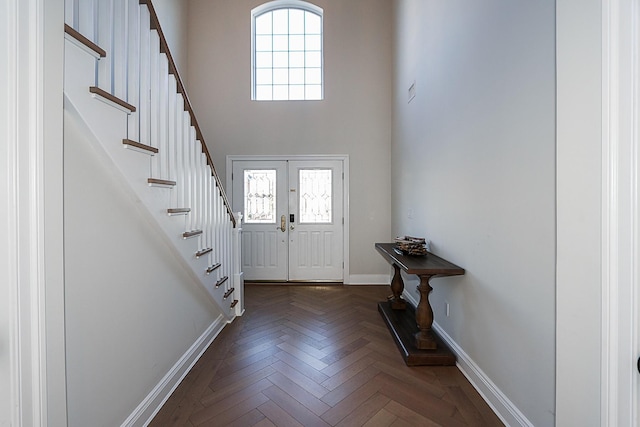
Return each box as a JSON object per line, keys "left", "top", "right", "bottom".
{"left": 299, "top": 169, "right": 332, "bottom": 223}
{"left": 244, "top": 169, "right": 276, "bottom": 223}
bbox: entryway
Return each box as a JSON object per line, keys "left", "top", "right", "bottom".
{"left": 229, "top": 156, "right": 347, "bottom": 282}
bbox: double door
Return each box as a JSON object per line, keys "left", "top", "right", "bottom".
{"left": 232, "top": 159, "right": 344, "bottom": 281}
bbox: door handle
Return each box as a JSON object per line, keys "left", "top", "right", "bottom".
{"left": 277, "top": 215, "right": 286, "bottom": 232}
{"left": 290, "top": 225, "right": 295, "bottom": 230}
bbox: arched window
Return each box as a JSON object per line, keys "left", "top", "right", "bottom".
{"left": 251, "top": 0, "right": 323, "bottom": 101}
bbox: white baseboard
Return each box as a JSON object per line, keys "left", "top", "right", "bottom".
{"left": 401, "top": 290, "right": 532, "bottom": 427}
{"left": 121, "top": 315, "right": 227, "bottom": 427}
{"left": 346, "top": 274, "right": 390, "bottom": 285}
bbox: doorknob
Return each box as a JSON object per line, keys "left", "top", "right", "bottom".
{"left": 290, "top": 225, "right": 295, "bottom": 230}
{"left": 277, "top": 215, "right": 286, "bottom": 232}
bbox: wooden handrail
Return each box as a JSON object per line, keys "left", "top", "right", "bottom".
{"left": 140, "top": 0, "right": 236, "bottom": 227}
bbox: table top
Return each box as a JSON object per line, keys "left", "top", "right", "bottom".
{"left": 375, "top": 243, "right": 465, "bottom": 276}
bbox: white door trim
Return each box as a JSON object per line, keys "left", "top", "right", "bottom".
{"left": 226, "top": 154, "right": 351, "bottom": 283}
{"left": 601, "top": 0, "right": 639, "bottom": 424}
{"left": 2, "top": 0, "right": 67, "bottom": 425}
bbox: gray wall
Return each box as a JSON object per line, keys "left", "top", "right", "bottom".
{"left": 153, "top": 0, "right": 190, "bottom": 79}
{"left": 391, "top": 1, "right": 556, "bottom": 425}
{"left": 186, "top": 0, "right": 393, "bottom": 278}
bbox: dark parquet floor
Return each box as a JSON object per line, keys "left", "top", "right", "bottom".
{"left": 150, "top": 284, "right": 504, "bottom": 426}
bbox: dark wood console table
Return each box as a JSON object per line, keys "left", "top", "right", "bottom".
{"left": 375, "top": 243, "right": 464, "bottom": 366}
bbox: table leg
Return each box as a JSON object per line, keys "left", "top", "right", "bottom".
{"left": 414, "top": 274, "right": 437, "bottom": 350}
{"left": 388, "top": 263, "right": 406, "bottom": 310}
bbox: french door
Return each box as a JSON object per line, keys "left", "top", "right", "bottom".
{"left": 231, "top": 159, "right": 344, "bottom": 282}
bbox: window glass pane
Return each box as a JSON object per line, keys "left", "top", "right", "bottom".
{"left": 305, "top": 51, "right": 321, "bottom": 68}
{"left": 305, "top": 85, "right": 322, "bottom": 100}
{"left": 273, "top": 52, "right": 288, "bottom": 67}
{"left": 305, "top": 68, "right": 321, "bottom": 85}
{"left": 252, "top": 6, "right": 323, "bottom": 101}
{"left": 255, "top": 35, "right": 272, "bottom": 51}
{"left": 299, "top": 169, "right": 332, "bottom": 223}
{"left": 272, "top": 9, "right": 288, "bottom": 34}
{"left": 273, "top": 68, "right": 288, "bottom": 84}
{"left": 273, "top": 85, "right": 289, "bottom": 100}
{"left": 244, "top": 169, "right": 276, "bottom": 222}
{"left": 256, "top": 69, "right": 272, "bottom": 85}
{"left": 305, "top": 34, "right": 321, "bottom": 51}
{"left": 273, "top": 35, "right": 288, "bottom": 51}
{"left": 289, "top": 9, "right": 305, "bottom": 34}
{"left": 289, "top": 68, "right": 304, "bottom": 84}
{"left": 255, "top": 85, "right": 272, "bottom": 100}
{"left": 255, "top": 52, "right": 272, "bottom": 68}
{"left": 289, "top": 35, "right": 304, "bottom": 51}
{"left": 289, "top": 85, "right": 305, "bottom": 100}
{"left": 255, "top": 12, "right": 272, "bottom": 34}
{"left": 305, "top": 12, "right": 321, "bottom": 34}
{"left": 289, "top": 51, "right": 304, "bottom": 68}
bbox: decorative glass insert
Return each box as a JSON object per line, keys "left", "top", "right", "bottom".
{"left": 244, "top": 169, "right": 277, "bottom": 223}
{"left": 299, "top": 169, "right": 332, "bottom": 223}
{"left": 252, "top": 1, "right": 323, "bottom": 101}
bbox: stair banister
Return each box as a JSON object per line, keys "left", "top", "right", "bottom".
{"left": 139, "top": 0, "right": 236, "bottom": 227}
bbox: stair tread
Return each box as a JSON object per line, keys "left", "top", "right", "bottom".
{"left": 148, "top": 178, "right": 176, "bottom": 186}
{"left": 64, "top": 24, "right": 107, "bottom": 58}
{"left": 196, "top": 248, "right": 212, "bottom": 258}
{"left": 89, "top": 86, "right": 136, "bottom": 112}
{"left": 123, "top": 138, "right": 158, "bottom": 154}
{"left": 182, "top": 230, "right": 202, "bottom": 239}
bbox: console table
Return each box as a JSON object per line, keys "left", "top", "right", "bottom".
{"left": 375, "top": 243, "right": 464, "bottom": 366}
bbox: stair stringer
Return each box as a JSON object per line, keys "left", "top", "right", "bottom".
{"left": 64, "top": 39, "right": 235, "bottom": 321}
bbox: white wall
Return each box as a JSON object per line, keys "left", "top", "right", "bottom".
{"left": 186, "top": 0, "right": 393, "bottom": 278}
{"left": 556, "top": 0, "right": 603, "bottom": 424}
{"left": 64, "top": 112, "right": 221, "bottom": 426}
{"left": 392, "top": 1, "right": 556, "bottom": 425}
{"left": 152, "top": 0, "right": 190, "bottom": 80}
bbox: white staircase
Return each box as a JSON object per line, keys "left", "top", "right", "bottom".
{"left": 63, "top": 0, "right": 243, "bottom": 320}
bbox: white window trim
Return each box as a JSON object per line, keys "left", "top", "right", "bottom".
{"left": 250, "top": 0, "right": 324, "bottom": 101}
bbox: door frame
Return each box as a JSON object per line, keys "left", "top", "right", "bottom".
{"left": 227, "top": 154, "right": 351, "bottom": 283}
{"left": 601, "top": 0, "right": 639, "bottom": 423}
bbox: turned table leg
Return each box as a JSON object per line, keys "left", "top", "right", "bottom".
{"left": 414, "top": 274, "right": 437, "bottom": 350}
{"left": 388, "top": 263, "right": 407, "bottom": 310}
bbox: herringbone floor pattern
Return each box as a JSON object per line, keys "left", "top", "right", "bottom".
{"left": 150, "top": 285, "right": 504, "bottom": 426}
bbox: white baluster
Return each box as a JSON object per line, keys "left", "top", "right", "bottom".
{"left": 96, "top": 0, "right": 113, "bottom": 92}
{"left": 158, "top": 53, "right": 169, "bottom": 179}
{"left": 127, "top": 1, "right": 140, "bottom": 142}
{"left": 175, "top": 96, "right": 186, "bottom": 210}
{"left": 112, "top": 0, "right": 127, "bottom": 100}
{"left": 149, "top": 31, "right": 160, "bottom": 178}
{"left": 78, "top": 0, "right": 96, "bottom": 43}
{"left": 65, "top": 0, "right": 77, "bottom": 27}
{"left": 184, "top": 117, "right": 193, "bottom": 231}
{"left": 138, "top": 5, "right": 151, "bottom": 155}
{"left": 167, "top": 76, "right": 178, "bottom": 208}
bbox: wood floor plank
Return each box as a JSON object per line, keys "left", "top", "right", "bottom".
{"left": 257, "top": 401, "right": 304, "bottom": 427}
{"left": 335, "top": 392, "right": 391, "bottom": 427}
{"left": 266, "top": 371, "right": 331, "bottom": 416}
{"left": 271, "top": 360, "right": 330, "bottom": 399}
{"left": 150, "top": 285, "right": 504, "bottom": 427}
{"left": 199, "top": 392, "right": 270, "bottom": 426}
{"left": 262, "top": 385, "right": 331, "bottom": 427}
{"left": 321, "top": 356, "right": 377, "bottom": 391}
{"left": 320, "top": 373, "right": 384, "bottom": 425}
{"left": 384, "top": 399, "right": 442, "bottom": 427}
{"left": 363, "top": 408, "right": 398, "bottom": 427}
{"left": 190, "top": 378, "right": 272, "bottom": 425}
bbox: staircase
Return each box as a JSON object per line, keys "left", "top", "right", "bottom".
{"left": 63, "top": 0, "right": 243, "bottom": 320}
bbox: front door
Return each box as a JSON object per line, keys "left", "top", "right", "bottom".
{"left": 232, "top": 159, "right": 344, "bottom": 282}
